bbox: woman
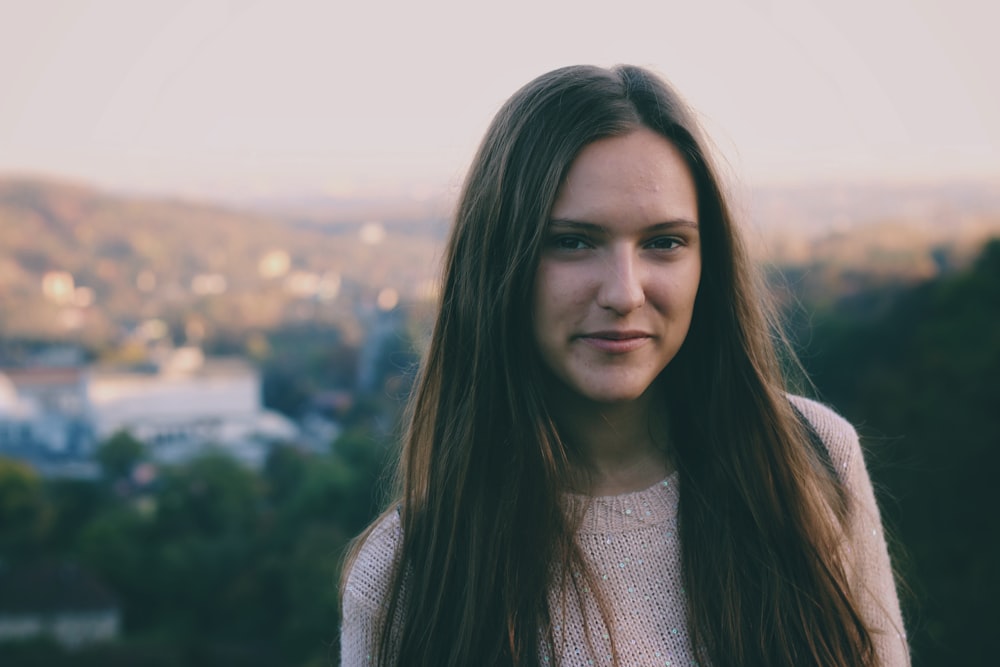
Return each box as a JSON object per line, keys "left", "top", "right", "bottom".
{"left": 340, "top": 64, "right": 909, "bottom": 666}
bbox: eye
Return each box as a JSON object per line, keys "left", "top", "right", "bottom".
{"left": 645, "top": 236, "right": 683, "bottom": 250}
{"left": 550, "top": 235, "right": 592, "bottom": 250}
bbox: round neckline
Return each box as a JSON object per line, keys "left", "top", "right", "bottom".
{"left": 568, "top": 469, "right": 680, "bottom": 534}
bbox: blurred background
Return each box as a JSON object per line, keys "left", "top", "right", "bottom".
{"left": 0, "top": 1, "right": 996, "bottom": 665}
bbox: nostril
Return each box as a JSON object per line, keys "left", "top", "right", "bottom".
{"left": 597, "top": 274, "right": 645, "bottom": 314}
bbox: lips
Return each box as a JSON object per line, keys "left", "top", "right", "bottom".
{"left": 577, "top": 330, "right": 653, "bottom": 353}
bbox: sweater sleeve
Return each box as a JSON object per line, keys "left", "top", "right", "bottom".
{"left": 790, "top": 395, "right": 911, "bottom": 666}
{"left": 340, "top": 511, "right": 402, "bottom": 667}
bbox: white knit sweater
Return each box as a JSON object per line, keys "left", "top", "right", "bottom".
{"left": 340, "top": 396, "right": 910, "bottom": 665}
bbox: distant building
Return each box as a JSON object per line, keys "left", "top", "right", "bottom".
{"left": 88, "top": 347, "right": 298, "bottom": 469}
{"left": 2, "top": 346, "right": 300, "bottom": 474}
{"left": 0, "top": 365, "right": 97, "bottom": 479}
{"left": 2, "top": 365, "right": 88, "bottom": 421}
{"left": 0, "top": 372, "right": 36, "bottom": 446}
{"left": 0, "top": 562, "right": 120, "bottom": 648}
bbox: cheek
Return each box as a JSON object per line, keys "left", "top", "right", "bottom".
{"left": 532, "top": 262, "right": 557, "bottom": 319}
{"left": 531, "top": 268, "right": 553, "bottom": 347}
{"left": 533, "top": 263, "right": 588, "bottom": 325}
{"left": 649, "top": 272, "right": 697, "bottom": 307}
{"left": 665, "top": 261, "right": 702, "bottom": 309}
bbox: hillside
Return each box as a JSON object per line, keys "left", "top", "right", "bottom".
{"left": 1, "top": 175, "right": 998, "bottom": 344}
{"left": 0, "top": 177, "right": 445, "bottom": 343}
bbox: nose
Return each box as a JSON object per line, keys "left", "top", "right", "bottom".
{"left": 596, "top": 247, "right": 645, "bottom": 315}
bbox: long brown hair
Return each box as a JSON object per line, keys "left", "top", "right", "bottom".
{"left": 343, "top": 64, "right": 878, "bottom": 666}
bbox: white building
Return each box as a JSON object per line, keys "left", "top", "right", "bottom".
{"left": 0, "top": 368, "right": 98, "bottom": 478}
{"left": 88, "top": 347, "right": 298, "bottom": 469}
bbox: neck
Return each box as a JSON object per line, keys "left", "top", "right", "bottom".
{"left": 549, "top": 384, "right": 673, "bottom": 496}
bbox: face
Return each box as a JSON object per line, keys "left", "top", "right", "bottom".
{"left": 532, "top": 127, "right": 701, "bottom": 407}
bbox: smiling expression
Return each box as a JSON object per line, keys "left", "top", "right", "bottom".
{"left": 532, "top": 127, "right": 702, "bottom": 407}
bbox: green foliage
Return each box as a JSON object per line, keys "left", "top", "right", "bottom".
{"left": 259, "top": 324, "right": 359, "bottom": 418}
{"left": 76, "top": 506, "right": 154, "bottom": 628}
{"left": 262, "top": 442, "right": 310, "bottom": 505}
{"left": 0, "top": 457, "right": 52, "bottom": 561}
{"left": 155, "top": 453, "right": 262, "bottom": 537}
{"left": 95, "top": 431, "right": 147, "bottom": 481}
{"left": 42, "top": 478, "right": 108, "bottom": 555}
{"left": 0, "top": 424, "right": 390, "bottom": 665}
{"left": 330, "top": 427, "right": 394, "bottom": 530}
{"left": 280, "top": 523, "right": 350, "bottom": 658}
{"left": 800, "top": 237, "right": 1000, "bottom": 667}
{"left": 0, "top": 635, "right": 279, "bottom": 667}
{"left": 81, "top": 430, "right": 387, "bottom": 660}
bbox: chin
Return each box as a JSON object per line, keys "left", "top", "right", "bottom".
{"left": 542, "top": 366, "right": 663, "bottom": 408}
{"left": 587, "top": 390, "right": 650, "bottom": 405}
{"left": 571, "top": 380, "right": 658, "bottom": 406}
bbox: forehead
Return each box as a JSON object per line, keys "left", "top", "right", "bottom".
{"left": 551, "top": 128, "right": 698, "bottom": 224}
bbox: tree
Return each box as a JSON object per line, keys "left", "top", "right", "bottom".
{"left": 0, "top": 457, "right": 52, "bottom": 561}
{"left": 96, "top": 430, "right": 147, "bottom": 481}
{"left": 800, "top": 238, "right": 1000, "bottom": 666}
{"left": 154, "top": 452, "right": 262, "bottom": 538}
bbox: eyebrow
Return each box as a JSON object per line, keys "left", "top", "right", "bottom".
{"left": 547, "top": 218, "right": 699, "bottom": 232}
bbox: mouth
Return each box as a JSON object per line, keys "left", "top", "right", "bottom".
{"left": 577, "top": 330, "right": 653, "bottom": 353}
{"left": 584, "top": 330, "right": 651, "bottom": 340}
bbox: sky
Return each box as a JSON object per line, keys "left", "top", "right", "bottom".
{"left": 0, "top": 0, "right": 996, "bottom": 201}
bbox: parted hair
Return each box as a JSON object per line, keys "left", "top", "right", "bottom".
{"left": 342, "top": 64, "right": 877, "bottom": 666}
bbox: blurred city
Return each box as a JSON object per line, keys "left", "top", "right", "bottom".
{"left": 0, "top": 175, "right": 998, "bottom": 666}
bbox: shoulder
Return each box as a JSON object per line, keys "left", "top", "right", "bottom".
{"left": 342, "top": 508, "right": 403, "bottom": 616}
{"left": 787, "top": 394, "right": 861, "bottom": 477}
{"left": 788, "top": 397, "right": 912, "bottom": 662}
{"left": 340, "top": 510, "right": 403, "bottom": 665}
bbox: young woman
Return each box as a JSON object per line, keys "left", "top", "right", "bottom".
{"left": 340, "top": 64, "right": 909, "bottom": 666}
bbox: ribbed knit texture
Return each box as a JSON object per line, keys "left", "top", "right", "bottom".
{"left": 341, "top": 396, "right": 910, "bottom": 666}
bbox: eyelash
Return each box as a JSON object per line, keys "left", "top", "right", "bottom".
{"left": 548, "top": 235, "right": 684, "bottom": 251}
{"left": 645, "top": 237, "right": 683, "bottom": 250}
{"left": 551, "top": 235, "right": 591, "bottom": 250}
